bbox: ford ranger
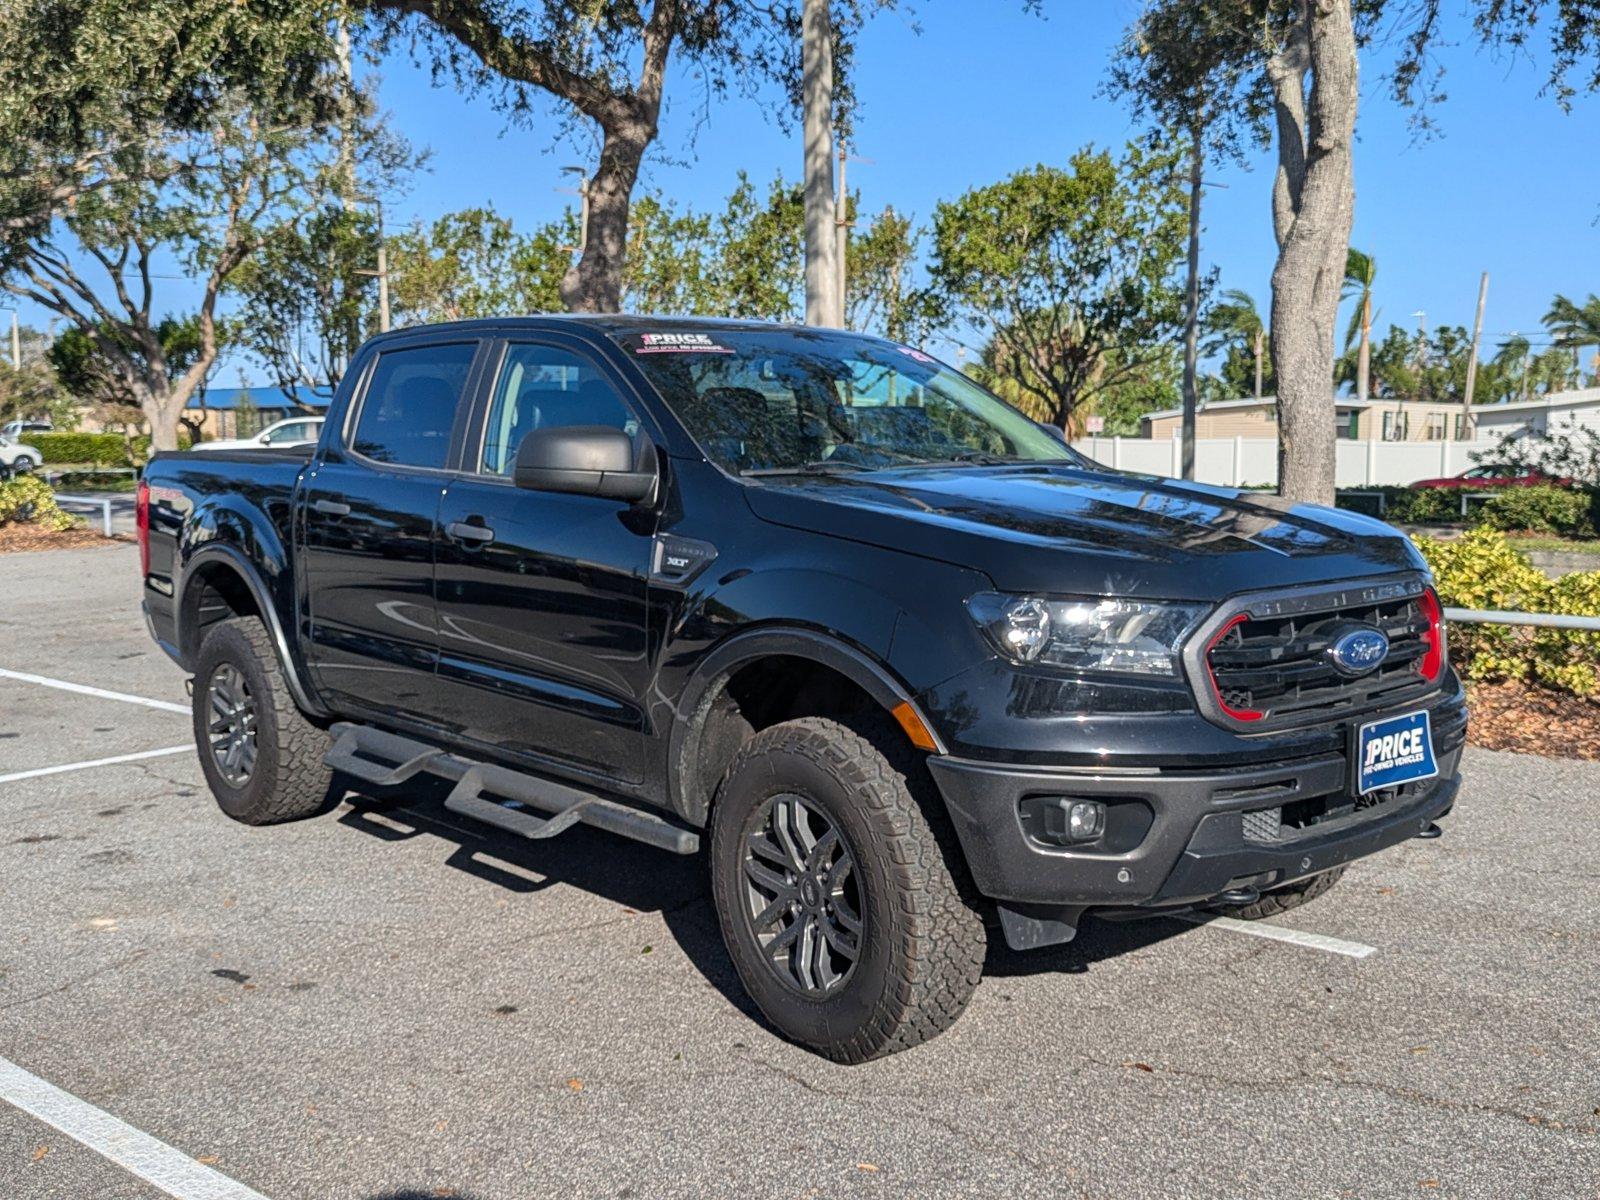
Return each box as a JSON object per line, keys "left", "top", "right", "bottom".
{"left": 138, "top": 316, "right": 1465, "bottom": 1062}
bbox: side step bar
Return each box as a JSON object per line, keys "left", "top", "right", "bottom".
{"left": 324, "top": 722, "right": 700, "bottom": 856}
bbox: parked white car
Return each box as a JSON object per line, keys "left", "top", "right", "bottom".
{"left": 0, "top": 436, "right": 43, "bottom": 478}
{"left": 1, "top": 419, "right": 52, "bottom": 440}
{"left": 190, "top": 416, "right": 325, "bottom": 453}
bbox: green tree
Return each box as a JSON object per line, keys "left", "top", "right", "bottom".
{"left": 1202, "top": 288, "right": 1272, "bottom": 399}
{"left": 919, "top": 143, "right": 1189, "bottom": 434}
{"left": 1544, "top": 293, "right": 1600, "bottom": 385}
{"left": 362, "top": 1, "right": 896, "bottom": 314}
{"left": 846, "top": 203, "right": 919, "bottom": 340}
{"left": 388, "top": 206, "right": 567, "bottom": 324}
{"left": 231, "top": 205, "right": 380, "bottom": 405}
{"left": 1342, "top": 248, "right": 1378, "bottom": 401}
{"left": 0, "top": 5, "right": 360, "bottom": 449}
{"left": 0, "top": 326, "right": 75, "bottom": 429}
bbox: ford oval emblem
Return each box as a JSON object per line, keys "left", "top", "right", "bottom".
{"left": 1327, "top": 626, "right": 1390, "bottom": 676}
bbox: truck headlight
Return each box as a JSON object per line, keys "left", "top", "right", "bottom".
{"left": 966, "top": 593, "right": 1209, "bottom": 677}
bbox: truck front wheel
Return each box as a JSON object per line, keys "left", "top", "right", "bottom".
{"left": 708, "top": 716, "right": 986, "bottom": 1063}
{"left": 192, "top": 618, "right": 335, "bottom": 825}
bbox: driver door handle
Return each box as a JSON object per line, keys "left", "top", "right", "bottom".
{"left": 447, "top": 520, "right": 495, "bottom": 545}
{"left": 312, "top": 499, "right": 351, "bottom": 517}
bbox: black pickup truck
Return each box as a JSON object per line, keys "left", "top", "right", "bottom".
{"left": 139, "top": 316, "right": 1465, "bottom": 1062}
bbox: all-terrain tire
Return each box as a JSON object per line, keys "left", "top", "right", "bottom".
{"left": 708, "top": 716, "right": 986, "bottom": 1063}
{"left": 192, "top": 617, "right": 335, "bottom": 825}
{"left": 1217, "top": 866, "right": 1347, "bottom": 920}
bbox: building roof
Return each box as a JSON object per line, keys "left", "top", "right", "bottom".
{"left": 187, "top": 386, "right": 332, "bottom": 411}
{"left": 1467, "top": 387, "right": 1600, "bottom": 416}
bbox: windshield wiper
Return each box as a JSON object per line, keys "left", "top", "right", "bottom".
{"left": 927, "top": 450, "right": 1021, "bottom": 467}
{"left": 742, "top": 460, "right": 871, "bottom": 477}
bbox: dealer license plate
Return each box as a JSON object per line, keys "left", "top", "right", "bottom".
{"left": 1354, "top": 710, "right": 1437, "bottom": 795}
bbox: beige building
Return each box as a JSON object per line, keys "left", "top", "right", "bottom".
{"left": 1140, "top": 397, "right": 1475, "bottom": 443}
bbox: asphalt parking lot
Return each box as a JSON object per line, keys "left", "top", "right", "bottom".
{"left": 2, "top": 543, "right": 1597, "bottom": 1200}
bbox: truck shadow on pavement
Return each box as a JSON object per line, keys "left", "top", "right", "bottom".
{"left": 332, "top": 779, "right": 1194, "bottom": 1030}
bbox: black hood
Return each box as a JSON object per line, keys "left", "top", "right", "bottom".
{"left": 743, "top": 463, "right": 1426, "bottom": 600}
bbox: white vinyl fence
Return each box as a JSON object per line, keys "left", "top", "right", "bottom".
{"left": 1071, "top": 435, "right": 1505, "bottom": 489}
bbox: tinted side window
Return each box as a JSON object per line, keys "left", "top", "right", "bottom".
{"left": 351, "top": 343, "right": 477, "bottom": 468}
{"left": 480, "top": 343, "right": 638, "bottom": 476}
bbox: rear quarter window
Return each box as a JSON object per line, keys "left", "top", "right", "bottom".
{"left": 350, "top": 343, "right": 478, "bottom": 469}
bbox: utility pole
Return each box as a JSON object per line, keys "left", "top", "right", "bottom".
{"left": 1460, "top": 271, "right": 1489, "bottom": 439}
{"left": 1179, "top": 131, "right": 1203, "bottom": 480}
{"left": 375, "top": 202, "right": 391, "bottom": 333}
{"left": 8, "top": 310, "right": 19, "bottom": 372}
{"left": 562, "top": 166, "right": 592, "bottom": 255}
{"left": 836, "top": 141, "right": 849, "bottom": 328}
{"left": 801, "top": 0, "right": 840, "bottom": 327}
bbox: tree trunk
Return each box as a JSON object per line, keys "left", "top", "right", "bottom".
{"left": 802, "top": 0, "right": 840, "bottom": 326}
{"left": 1357, "top": 293, "right": 1371, "bottom": 402}
{"left": 561, "top": 120, "right": 651, "bottom": 312}
{"left": 1267, "top": 0, "right": 1357, "bottom": 506}
{"left": 1180, "top": 135, "right": 1203, "bottom": 480}
{"left": 144, "top": 392, "right": 185, "bottom": 452}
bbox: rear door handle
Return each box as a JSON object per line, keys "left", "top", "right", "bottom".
{"left": 313, "top": 499, "right": 351, "bottom": 517}
{"left": 447, "top": 520, "right": 495, "bottom": 545}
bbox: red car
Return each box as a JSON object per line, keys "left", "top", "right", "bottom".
{"left": 1410, "top": 465, "right": 1570, "bottom": 489}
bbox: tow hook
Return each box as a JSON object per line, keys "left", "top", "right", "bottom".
{"left": 1214, "top": 887, "right": 1261, "bottom": 906}
{"left": 1416, "top": 822, "right": 1443, "bottom": 840}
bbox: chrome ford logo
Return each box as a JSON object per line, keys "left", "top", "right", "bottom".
{"left": 1327, "top": 626, "right": 1390, "bottom": 676}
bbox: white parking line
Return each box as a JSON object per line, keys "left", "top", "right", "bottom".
{"left": 0, "top": 667, "right": 188, "bottom": 714}
{"left": 1175, "top": 913, "right": 1377, "bottom": 959}
{"left": 0, "top": 745, "right": 194, "bottom": 786}
{"left": 0, "top": 1055, "right": 270, "bottom": 1199}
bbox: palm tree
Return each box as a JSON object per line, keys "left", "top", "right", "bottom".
{"left": 1202, "top": 288, "right": 1267, "bottom": 398}
{"left": 1342, "top": 248, "right": 1377, "bottom": 402}
{"left": 1543, "top": 293, "right": 1600, "bottom": 387}
{"left": 1493, "top": 335, "right": 1533, "bottom": 402}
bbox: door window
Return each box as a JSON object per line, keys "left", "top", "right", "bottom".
{"left": 350, "top": 343, "right": 478, "bottom": 468}
{"left": 480, "top": 344, "right": 638, "bottom": 476}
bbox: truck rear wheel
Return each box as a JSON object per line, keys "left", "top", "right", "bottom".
{"left": 708, "top": 716, "right": 986, "bottom": 1063}
{"left": 1218, "top": 866, "right": 1347, "bottom": 920}
{"left": 192, "top": 618, "right": 335, "bottom": 825}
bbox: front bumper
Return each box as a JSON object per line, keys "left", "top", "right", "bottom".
{"left": 927, "top": 692, "right": 1467, "bottom": 930}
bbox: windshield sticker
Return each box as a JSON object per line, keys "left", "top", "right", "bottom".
{"left": 633, "top": 332, "right": 734, "bottom": 354}
{"left": 897, "top": 345, "right": 936, "bottom": 364}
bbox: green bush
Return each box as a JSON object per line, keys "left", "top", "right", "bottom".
{"left": 1386, "top": 486, "right": 1462, "bottom": 525}
{"left": 1413, "top": 527, "right": 1600, "bottom": 697}
{"left": 1476, "top": 485, "right": 1597, "bottom": 537}
{"left": 24, "top": 431, "right": 131, "bottom": 466}
{"left": 0, "top": 475, "right": 77, "bottom": 531}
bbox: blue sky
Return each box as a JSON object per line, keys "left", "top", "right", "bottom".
{"left": 371, "top": 3, "right": 1595, "bottom": 358}
{"left": 16, "top": 3, "right": 1597, "bottom": 380}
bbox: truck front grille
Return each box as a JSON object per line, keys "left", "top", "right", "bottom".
{"left": 1196, "top": 580, "right": 1445, "bottom": 730}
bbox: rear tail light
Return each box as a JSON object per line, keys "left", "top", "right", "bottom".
{"left": 136, "top": 479, "right": 151, "bottom": 577}
{"left": 1417, "top": 586, "right": 1446, "bottom": 682}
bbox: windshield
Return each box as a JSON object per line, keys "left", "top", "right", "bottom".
{"left": 613, "top": 327, "right": 1079, "bottom": 475}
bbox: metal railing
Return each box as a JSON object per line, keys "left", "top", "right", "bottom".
{"left": 1444, "top": 607, "right": 1600, "bottom": 632}
{"left": 52, "top": 493, "right": 114, "bottom": 537}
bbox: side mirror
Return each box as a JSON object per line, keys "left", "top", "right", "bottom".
{"left": 513, "top": 425, "right": 658, "bottom": 504}
{"left": 1036, "top": 421, "right": 1069, "bottom": 444}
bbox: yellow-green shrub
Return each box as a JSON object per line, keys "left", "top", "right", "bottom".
{"left": 0, "top": 475, "right": 77, "bottom": 531}
{"left": 1412, "top": 527, "right": 1600, "bottom": 696}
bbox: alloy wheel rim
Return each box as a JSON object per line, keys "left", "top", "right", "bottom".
{"left": 742, "top": 793, "right": 863, "bottom": 995}
{"left": 206, "top": 663, "right": 258, "bottom": 786}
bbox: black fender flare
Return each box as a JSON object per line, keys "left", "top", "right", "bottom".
{"left": 177, "top": 543, "right": 328, "bottom": 719}
{"left": 667, "top": 625, "right": 945, "bottom": 825}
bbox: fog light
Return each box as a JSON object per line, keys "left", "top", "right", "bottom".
{"left": 1066, "top": 800, "right": 1106, "bottom": 842}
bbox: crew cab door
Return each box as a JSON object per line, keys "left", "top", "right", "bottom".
{"left": 429, "top": 337, "right": 659, "bottom": 785}
{"left": 299, "top": 337, "right": 484, "bottom": 723}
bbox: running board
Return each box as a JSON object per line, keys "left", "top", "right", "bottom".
{"left": 324, "top": 723, "right": 700, "bottom": 855}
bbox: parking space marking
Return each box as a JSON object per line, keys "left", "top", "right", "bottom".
{"left": 1174, "top": 913, "right": 1377, "bottom": 959}
{"left": 0, "top": 745, "right": 194, "bottom": 787}
{"left": 0, "top": 667, "right": 189, "bottom": 715}
{"left": 0, "top": 1055, "right": 270, "bottom": 1200}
